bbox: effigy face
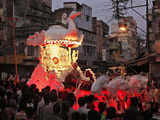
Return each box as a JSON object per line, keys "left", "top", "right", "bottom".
{"left": 40, "top": 42, "right": 79, "bottom": 78}
{"left": 40, "top": 44, "right": 69, "bottom": 72}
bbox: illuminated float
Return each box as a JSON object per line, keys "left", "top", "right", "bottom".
{"left": 26, "top": 11, "right": 84, "bottom": 91}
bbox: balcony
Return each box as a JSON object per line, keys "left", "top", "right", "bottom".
{"left": 15, "top": 25, "right": 46, "bottom": 38}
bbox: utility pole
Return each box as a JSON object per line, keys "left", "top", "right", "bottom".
{"left": 10, "top": 17, "right": 19, "bottom": 84}
{"left": 146, "top": 0, "right": 151, "bottom": 87}
{"left": 7, "top": 0, "right": 19, "bottom": 83}
{"left": 112, "top": 0, "right": 127, "bottom": 20}
{"left": 116, "top": 0, "right": 120, "bottom": 20}
{"left": 146, "top": 0, "right": 150, "bottom": 53}
{"left": 112, "top": 0, "right": 150, "bottom": 55}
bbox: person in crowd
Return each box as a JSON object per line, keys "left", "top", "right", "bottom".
{"left": 44, "top": 89, "right": 58, "bottom": 114}
{"left": 0, "top": 71, "right": 160, "bottom": 120}
{"left": 50, "top": 102, "right": 63, "bottom": 120}
{"left": 61, "top": 101, "right": 70, "bottom": 120}
{"left": 88, "top": 109, "right": 101, "bottom": 120}
{"left": 36, "top": 92, "right": 45, "bottom": 119}
{"left": 80, "top": 113, "right": 87, "bottom": 120}
{"left": 151, "top": 80, "right": 160, "bottom": 113}
{"left": 77, "top": 97, "right": 89, "bottom": 115}
{"left": 143, "top": 102, "right": 153, "bottom": 120}
{"left": 91, "top": 70, "right": 110, "bottom": 94}
{"left": 0, "top": 85, "right": 6, "bottom": 120}
{"left": 39, "top": 93, "right": 51, "bottom": 120}
{"left": 86, "top": 95, "right": 96, "bottom": 110}
{"left": 25, "top": 97, "right": 35, "bottom": 118}
{"left": 3, "top": 90, "right": 17, "bottom": 120}
{"left": 16, "top": 103, "right": 27, "bottom": 120}
{"left": 124, "top": 97, "right": 144, "bottom": 120}
{"left": 106, "top": 107, "right": 117, "bottom": 120}
{"left": 98, "top": 102, "right": 106, "bottom": 120}
{"left": 71, "top": 112, "right": 81, "bottom": 120}
{"left": 66, "top": 93, "right": 76, "bottom": 120}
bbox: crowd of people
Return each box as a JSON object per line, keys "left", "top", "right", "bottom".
{"left": 0, "top": 71, "right": 160, "bottom": 120}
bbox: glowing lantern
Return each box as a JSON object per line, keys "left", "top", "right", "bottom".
{"left": 119, "top": 23, "right": 128, "bottom": 32}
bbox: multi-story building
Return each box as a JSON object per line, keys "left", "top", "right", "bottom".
{"left": 149, "top": 0, "right": 160, "bottom": 52}
{"left": 0, "top": 0, "right": 54, "bottom": 75}
{"left": 63, "top": 2, "right": 97, "bottom": 67}
{"left": 107, "top": 16, "right": 138, "bottom": 63}
{"left": 148, "top": 0, "right": 160, "bottom": 86}
{"left": 95, "top": 19, "right": 109, "bottom": 61}
{"left": 120, "top": 16, "right": 137, "bottom": 59}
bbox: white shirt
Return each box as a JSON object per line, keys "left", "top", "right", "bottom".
{"left": 77, "top": 104, "right": 89, "bottom": 115}
{"left": 91, "top": 75, "right": 109, "bottom": 94}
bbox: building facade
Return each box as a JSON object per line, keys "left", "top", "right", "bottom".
{"left": 63, "top": 2, "right": 97, "bottom": 67}
{"left": 149, "top": 0, "right": 160, "bottom": 52}
{"left": 0, "top": 0, "right": 54, "bottom": 74}
{"left": 149, "top": 0, "right": 160, "bottom": 86}
{"left": 107, "top": 16, "right": 138, "bottom": 63}
{"left": 95, "top": 19, "right": 109, "bottom": 61}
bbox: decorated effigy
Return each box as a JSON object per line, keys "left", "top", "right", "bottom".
{"left": 26, "top": 11, "right": 84, "bottom": 91}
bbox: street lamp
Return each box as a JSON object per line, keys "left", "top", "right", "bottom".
{"left": 119, "top": 23, "right": 128, "bottom": 32}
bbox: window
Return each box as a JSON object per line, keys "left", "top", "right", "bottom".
{"left": 86, "top": 15, "right": 90, "bottom": 22}
{"left": 83, "top": 46, "right": 87, "bottom": 56}
{"left": 27, "top": 46, "right": 34, "bottom": 56}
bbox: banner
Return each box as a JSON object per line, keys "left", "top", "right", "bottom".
{"left": 102, "top": 49, "right": 106, "bottom": 61}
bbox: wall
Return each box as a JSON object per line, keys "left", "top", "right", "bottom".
{"left": 76, "top": 4, "right": 92, "bottom": 32}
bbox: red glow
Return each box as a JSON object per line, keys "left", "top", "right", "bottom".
{"left": 27, "top": 73, "right": 145, "bottom": 113}
{"left": 27, "top": 64, "right": 64, "bottom": 92}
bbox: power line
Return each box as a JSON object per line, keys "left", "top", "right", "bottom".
{"left": 146, "top": 0, "right": 150, "bottom": 52}
{"left": 130, "top": 8, "right": 146, "bottom": 21}
{"left": 137, "top": 26, "right": 146, "bottom": 34}
{"left": 124, "top": 4, "right": 146, "bottom": 9}
{"left": 119, "top": 1, "right": 147, "bottom": 33}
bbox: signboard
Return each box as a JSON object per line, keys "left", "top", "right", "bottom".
{"left": 102, "top": 49, "right": 106, "bottom": 61}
